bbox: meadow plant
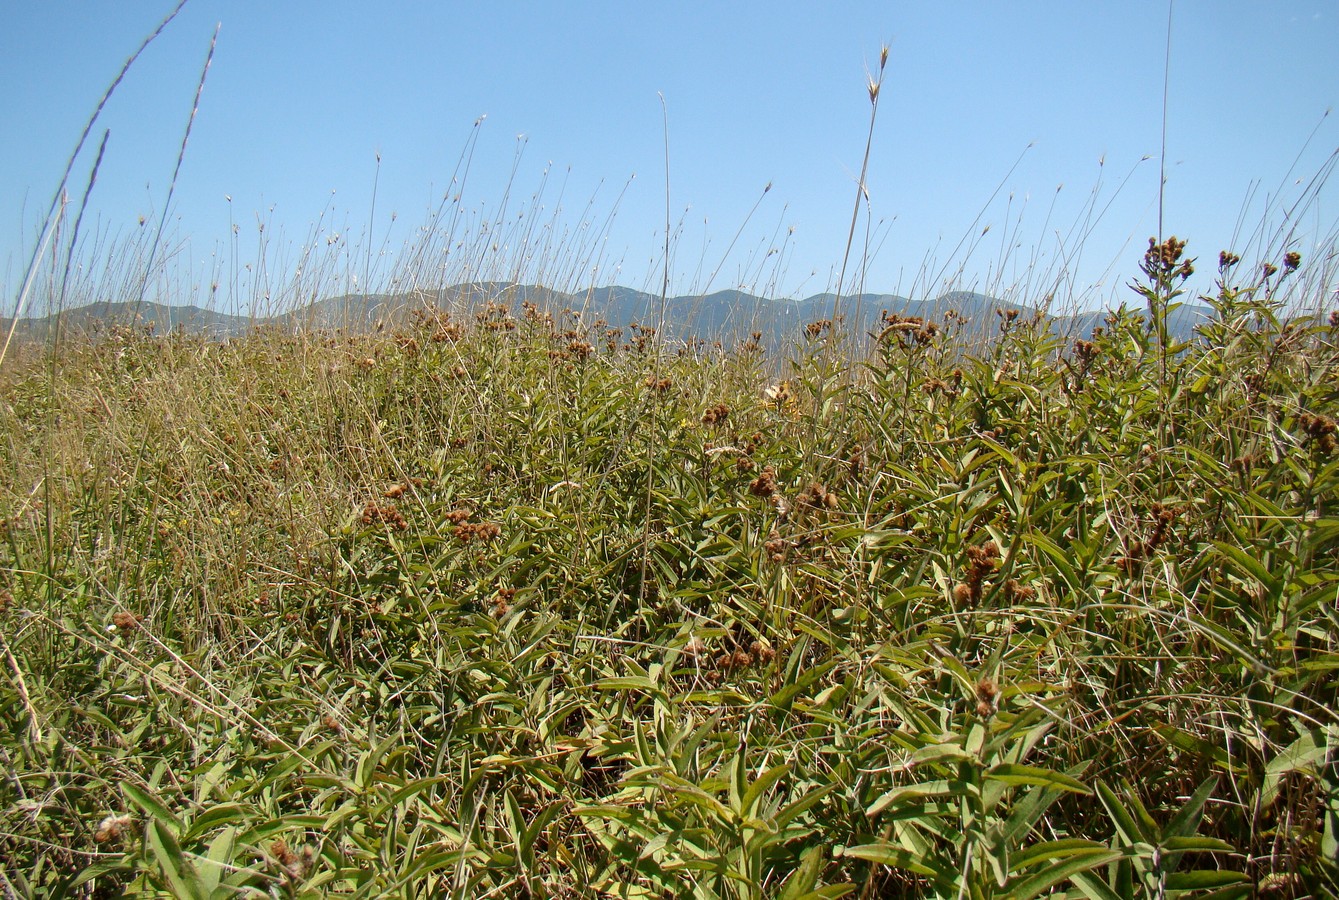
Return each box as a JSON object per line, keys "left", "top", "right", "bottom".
{"left": 1, "top": 34, "right": 1337, "bottom": 900}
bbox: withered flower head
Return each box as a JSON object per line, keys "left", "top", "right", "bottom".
{"left": 568, "top": 340, "right": 594, "bottom": 360}
{"left": 763, "top": 381, "right": 794, "bottom": 405}
{"left": 1143, "top": 236, "right": 1189, "bottom": 278}
{"left": 960, "top": 541, "right": 1001, "bottom": 603}
{"left": 975, "top": 678, "right": 999, "bottom": 717}
{"left": 361, "top": 503, "right": 408, "bottom": 531}
{"left": 749, "top": 466, "right": 780, "bottom": 498}
{"left": 1299, "top": 413, "right": 1338, "bottom": 454}
{"left": 701, "top": 403, "right": 730, "bottom": 427}
{"left": 111, "top": 611, "right": 142, "bottom": 632}
{"left": 269, "top": 838, "right": 316, "bottom": 884}
{"left": 453, "top": 522, "right": 501, "bottom": 543}
{"left": 800, "top": 481, "right": 838, "bottom": 510}
{"left": 93, "top": 814, "right": 133, "bottom": 843}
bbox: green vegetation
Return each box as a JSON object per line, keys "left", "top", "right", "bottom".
{"left": 1, "top": 235, "right": 1336, "bottom": 897}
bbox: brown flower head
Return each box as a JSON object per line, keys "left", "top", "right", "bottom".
{"left": 111, "top": 611, "right": 142, "bottom": 632}
{"left": 269, "top": 838, "right": 316, "bottom": 885}
{"left": 453, "top": 522, "right": 501, "bottom": 543}
{"left": 975, "top": 678, "right": 999, "bottom": 717}
{"left": 1299, "top": 413, "right": 1338, "bottom": 454}
{"left": 961, "top": 541, "right": 1001, "bottom": 604}
{"left": 800, "top": 481, "right": 839, "bottom": 511}
{"left": 701, "top": 403, "right": 730, "bottom": 427}
{"left": 361, "top": 503, "right": 408, "bottom": 531}
{"left": 93, "top": 814, "right": 134, "bottom": 843}
{"left": 750, "top": 466, "right": 780, "bottom": 498}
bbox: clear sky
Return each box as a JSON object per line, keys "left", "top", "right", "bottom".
{"left": 2, "top": 1, "right": 1336, "bottom": 316}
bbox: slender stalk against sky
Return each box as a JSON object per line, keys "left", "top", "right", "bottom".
{"left": 2, "top": 2, "right": 1336, "bottom": 311}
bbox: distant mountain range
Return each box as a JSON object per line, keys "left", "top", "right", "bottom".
{"left": 2, "top": 282, "right": 1213, "bottom": 350}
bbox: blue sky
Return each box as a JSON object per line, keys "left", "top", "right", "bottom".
{"left": 2, "top": 1, "right": 1336, "bottom": 315}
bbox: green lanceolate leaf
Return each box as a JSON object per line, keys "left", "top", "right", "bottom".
{"left": 740, "top": 763, "right": 789, "bottom": 819}
{"left": 985, "top": 763, "right": 1090, "bottom": 794}
{"left": 147, "top": 819, "right": 209, "bottom": 900}
{"left": 123, "top": 782, "right": 183, "bottom": 834}
{"left": 1004, "top": 847, "right": 1122, "bottom": 900}
{"left": 1261, "top": 728, "right": 1334, "bottom": 808}
{"left": 835, "top": 843, "right": 955, "bottom": 894}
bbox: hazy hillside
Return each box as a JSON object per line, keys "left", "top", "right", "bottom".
{"left": 2, "top": 283, "right": 1213, "bottom": 349}
{"left": 1, "top": 300, "right": 254, "bottom": 340}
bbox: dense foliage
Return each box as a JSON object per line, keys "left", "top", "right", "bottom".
{"left": 1, "top": 241, "right": 1335, "bottom": 897}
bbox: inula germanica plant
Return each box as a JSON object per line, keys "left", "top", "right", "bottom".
{"left": 4, "top": 228, "right": 1337, "bottom": 897}
{"left": 3, "top": 29, "right": 1339, "bottom": 900}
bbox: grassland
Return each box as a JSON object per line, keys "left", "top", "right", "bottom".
{"left": 0, "top": 234, "right": 1336, "bottom": 897}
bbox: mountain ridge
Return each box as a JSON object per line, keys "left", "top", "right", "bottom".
{"left": 2, "top": 284, "right": 1212, "bottom": 348}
